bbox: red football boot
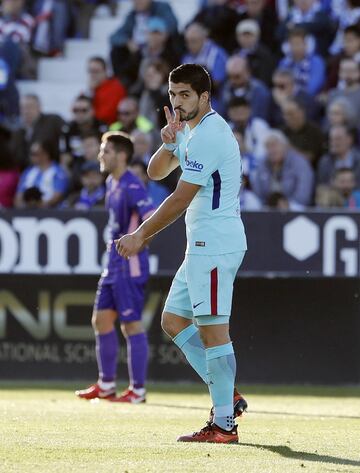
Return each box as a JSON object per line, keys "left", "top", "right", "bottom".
{"left": 177, "top": 422, "right": 238, "bottom": 444}
{"left": 209, "top": 387, "right": 248, "bottom": 423}
{"left": 110, "top": 387, "right": 146, "bottom": 404}
{"left": 75, "top": 383, "right": 116, "bottom": 400}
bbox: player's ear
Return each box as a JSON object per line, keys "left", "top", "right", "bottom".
{"left": 200, "top": 92, "right": 209, "bottom": 103}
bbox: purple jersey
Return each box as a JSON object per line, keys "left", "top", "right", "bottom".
{"left": 103, "top": 170, "right": 154, "bottom": 281}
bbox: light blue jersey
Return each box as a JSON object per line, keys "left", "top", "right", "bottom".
{"left": 174, "top": 110, "right": 247, "bottom": 255}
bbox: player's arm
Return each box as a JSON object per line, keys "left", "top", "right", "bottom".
{"left": 115, "top": 179, "right": 200, "bottom": 258}
{"left": 147, "top": 106, "right": 183, "bottom": 180}
{"left": 147, "top": 145, "right": 179, "bottom": 180}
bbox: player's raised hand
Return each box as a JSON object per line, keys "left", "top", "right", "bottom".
{"left": 161, "top": 106, "right": 184, "bottom": 145}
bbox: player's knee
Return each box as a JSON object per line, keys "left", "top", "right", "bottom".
{"left": 161, "top": 312, "right": 178, "bottom": 338}
{"left": 161, "top": 312, "right": 192, "bottom": 339}
{"left": 92, "top": 310, "right": 116, "bottom": 333}
{"left": 91, "top": 312, "right": 99, "bottom": 331}
{"left": 121, "top": 321, "right": 143, "bottom": 337}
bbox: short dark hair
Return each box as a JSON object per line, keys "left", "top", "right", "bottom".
{"left": 344, "top": 24, "right": 360, "bottom": 37}
{"left": 228, "top": 96, "right": 250, "bottom": 109}
{"left": 169, "top": 63, "right": 211, "bottom": 98}
{"left": 23, "top": 186, "right": 42, "bottom": 202}
{"left": 75, "top": 94, "right": 93, "bottom": 106}
{"left": 101, "top": 131, "right": 134, "bottom": 164}
{"left": 288, "top": 27, "right": 307, "bottom": 41}
{"left": 89, "top": 56, "right": 107, "bottom": 70}
{"left": 33, "top": 139, "right": 57, "bottom": 161}
{"left": 267, "top": 192, "right": 288, "bottom": 207}
{"left": 130, "top": 158, "right": 147, "bottom": 173}
{"left": 82, "top": 131, "right": 101, "bottom": 141}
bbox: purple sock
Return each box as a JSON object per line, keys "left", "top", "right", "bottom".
{"left": 126, "top": 333, "right": 148, "bottom": 389}
{"left": 95, "top": 330, "right": 119, "bottom": 383}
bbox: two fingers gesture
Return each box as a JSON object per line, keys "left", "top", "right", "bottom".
{"left": 161, "top": 106, "right": 185, "bottom": 144}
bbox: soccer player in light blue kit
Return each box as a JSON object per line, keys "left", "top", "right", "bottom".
{"left": 116, "top": 64, "right": 248, "bottom": 443}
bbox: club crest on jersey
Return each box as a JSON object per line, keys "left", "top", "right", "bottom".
{"left": 185, "top": 159, "right": 204, "bottom": 172}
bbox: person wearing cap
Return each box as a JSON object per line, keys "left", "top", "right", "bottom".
{"left": 109, "top": 0, "right": 178, "bottom": 84}
{"left": 234, "top": 19, "right": 276, "bottom": 87}
{"left": 129, "top": 16, "right": 181, "bottom": 96}
{"left": 72, "top": 161, "right": 105, "bottom": 210}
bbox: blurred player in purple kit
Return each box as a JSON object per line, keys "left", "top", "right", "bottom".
{"left": 76, "top": 131, "right": 155, "bottom": 403}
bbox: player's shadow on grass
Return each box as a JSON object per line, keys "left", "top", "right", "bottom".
{"left": 240, "top": 443, "right": 360, "bottom": 467}
{"left": 148, "top": 403, "right": 360, "bottom": 420}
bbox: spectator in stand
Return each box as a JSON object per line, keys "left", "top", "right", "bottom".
{"left": 82, "top": 131, "right": 101, "bottom": 163}
{"left": 221, "top": 55, "right": 271, "bottom": 120}
{"left": 15, "top": 139, "right": 69, "bottom": 208}
{"left": 227, "top": 96, "right": 269, "bottom": 163}
{"left": 129, "top": 16, "right": 180, "bottom": 95}
{"left": 182, "top": 22, "right": 228, "bottom": 111}
{"left": 281, "top": 97, "right": 325, "bottom": 168}
{"left": 0, "top": 0, "right": 36, "bottom": 78}
{"left": 11, "top": 93, "right": 64, "bottom": 169}
{"left": 326, "top": 25, "right": 360, "bottom": 90}
{"left": 234, "top": 19, "right": 276, "bottom": 87}
{"left": 278, "top": 27, "right": 326, "bottom": 96}
{"left": 132, "top": 129, "right": 153, "bottom": 164}
{"left": 317, "top": 124, "right": 360, "bottom": 186}
{"left": 237, "top": 0, "right": 280, "bottom": 53}
{"left": 192, "top": 0, "right": 241, "bottom": 53}
{"left": 138, "top": 59, "right": 171, "bottom": 130}
{"left": 235, "top": 131, "right": 262, "bottom": 210}
{"left": 251, "top": 129, "right": 314, "bottom": 207}
{"left": 315, "top": 184, "right": 344, "bottom": 208}
{"left": 330, "top": 0, "right": 360, "bottom": 55}
{"left": 110, "top": 0, "right": 178, "bottom": 85}
{"left": 87, "top": 56, "right": 127, "bottom": 126}
{"left": 60, "top": 94, "right": 107, "bottom": 179}
{"left": 266, "top": 191, "right": 304, "bottom": 210}
{"left": 0, "top": 43, "right": 19, "bottom": 126}
{"left": 277, "top": 0, "right": 337, "bottom": 57}
{"left": 0, "top": 126, "right": 19, "bottom": 208}
{"left": 130, "top": 158, "right": 169, "bottom": 207}
{"left": 70, "top": 161, "right": 105, "bottom": 210}
{"left": 324, "top": 97, "right": 358, "bottom": 140}
{"left": 269, "top": 67, "right": 318, "bottom": 127}
{"left": 331, "top": 167, "right": 360, "bottom": 208}
{"left": 328, "top": 58, "right": 360, "bottom": 123}
{"left": 31, "top": 0, "right": 72, "bottom": 56}
{"left": 73, "top": 0, "right": 117, "bottom": 39}
{"left": 110, "top": 96, "right": 154, "bottom": 135}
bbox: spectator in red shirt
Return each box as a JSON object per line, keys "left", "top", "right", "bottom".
{"left": 87, "top": 56, "right": 127, "bottom": 125}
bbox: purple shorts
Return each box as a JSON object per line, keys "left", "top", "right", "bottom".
{"left": 94, "top": 274, "right": 146, "bottom": 323}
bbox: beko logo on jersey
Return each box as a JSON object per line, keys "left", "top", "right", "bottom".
{"left": 185, "top": 159, "right": 204, "bottom": 172}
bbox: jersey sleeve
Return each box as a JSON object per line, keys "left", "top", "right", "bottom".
{"left": 128, "top": 181, "right": 155, "bottom": 221}
{"left": 53, "top": 168, "right": 69, "bottom": 194}
{"left": 181, "top": 132, "right": 220, "bottom": 186}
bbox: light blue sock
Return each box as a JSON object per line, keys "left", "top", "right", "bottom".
{"left": 206, "top": 342, "right": 236, "bottom": 431}
{"left": 173, "top": 325, "right": 207, "bottom": 383}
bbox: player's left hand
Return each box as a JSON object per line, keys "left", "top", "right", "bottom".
{"left": 115, "top": 232, "right": 144, "bottom": 258}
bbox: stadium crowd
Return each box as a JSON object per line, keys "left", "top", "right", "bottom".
{"left": 1, "top": 0, "right": 360, "bottom": 211}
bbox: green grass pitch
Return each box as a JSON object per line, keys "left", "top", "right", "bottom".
{"left": 0, "top": 382, "right": 359, "bottom": 473}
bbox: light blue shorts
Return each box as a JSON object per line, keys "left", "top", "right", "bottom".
{"left": 164, "top": 251, "right": 245, "bottom": 326}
